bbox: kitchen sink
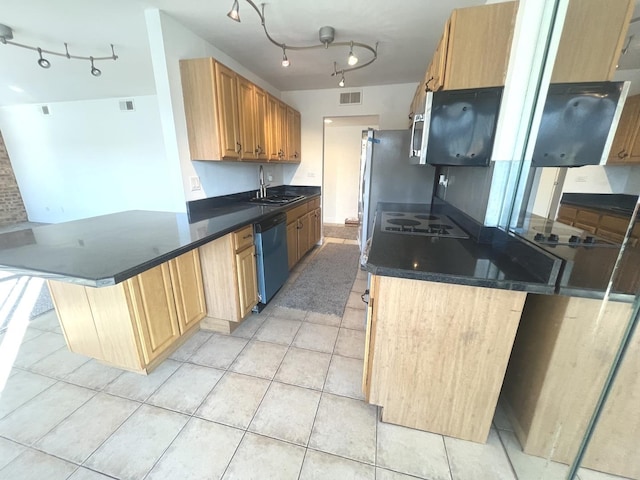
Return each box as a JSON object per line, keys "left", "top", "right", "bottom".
{"left": 248, "top": 194, "right": 305, "bottom": 205}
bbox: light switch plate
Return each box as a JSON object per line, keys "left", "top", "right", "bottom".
{"left": 190, "top": 176, "right": 201, "bottom": 191}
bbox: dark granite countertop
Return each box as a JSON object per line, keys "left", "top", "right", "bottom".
{"left": 561, "top": 193, "right": 638, "bottom": 218}
{"left": 0, "top": 186, "right": 320, "bottom": 287}
{"left": 511, "top": 213, "right": 637, "bottom": 302}
{"left": 364, "top": 203, "right": 560, "bottom": 294}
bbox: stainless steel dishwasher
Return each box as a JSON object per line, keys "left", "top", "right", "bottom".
{"left": 254, "top": 212, "right": 289, "bottom": 310}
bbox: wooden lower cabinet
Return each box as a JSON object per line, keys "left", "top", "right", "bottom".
{"left": 48, "top": 250, "right": 206, "bottom": 373}
{"left": 286, "top": 197, "right": 321, "bottom": 270}
{"left": 501, "top": 294, "right": 636, "bottom": 478}
{"left": 363, "top": 274, "right": 526, "bottom": 443}
{"left": 198, "top": 226, "right": 259, "bottom": 333}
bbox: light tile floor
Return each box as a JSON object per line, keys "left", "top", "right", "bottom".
{"left": 0, "top": 238, "right": 630, "bottom": 479}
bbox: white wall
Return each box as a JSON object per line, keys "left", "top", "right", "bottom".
{"left": 323, "top": 125, "right": 369, "bottom": 224}
{"left": 145, "top": 9, "right": 286, "bottom": 202}
{"left": 0, "top": 95, "right": 184, "bottom": 223}
{"left": 562, "top": 165, "right": 638, "bottom": 194}
{"left": 281, "top": 83, "right": 418, "bottom": 187}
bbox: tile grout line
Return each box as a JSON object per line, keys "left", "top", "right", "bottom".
{"left": 441, "top": 432, "right": 454, "bottom": 480}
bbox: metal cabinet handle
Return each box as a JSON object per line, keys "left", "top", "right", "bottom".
{"left": 236, "top": 142, "right": 242, "bottom": 153}
{"left": 425, "top": 76, "right": 434, "bottom": 92}
{"left": 618, "top": 149, "right": 628, "bottom": 159}
{"left": 361, "top": 289, "right": 370, "bottom": 305}
{"left": 242, "top": 234, "right": 252, "bottom": 239}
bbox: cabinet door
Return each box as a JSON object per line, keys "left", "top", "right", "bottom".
{"left": 254, "top": 87, "right": 269, "bottom": 161}
{"left": 291, "top": 110, "right": 301, "bottom": 162}
{"left": 286, "top": 107, "right": 296, "bottom": 162}
{"left": 168, "top": 250, "right": 206, "bottom": 335}
{"left": 429, "top": 19, "right": 450, "bottom": 91}
{"left": 297, "top": 213, "right": 311, "bottom": 259}
{"left": 278, "top": 101, "right": 288, "bottom": 160}
{"left": 608, "top": 94, "right": 640, "bottom": 164}
{"left": 236, "top": 246, "right": 259, "bottom": 318}
{"left": 267, "top": 95, "right": 281, "bottom": 161}
{"left": 237, "top": 76, "right": 258, "bottom": 161}
{"left": 551, "top": 0, "right": 634, "bottom": 83}
{"left": 214, "top": 62, "right": 241, "bottom": 160}
{"left": 313, "top": 208, "right": 322, "bottom": 244}
{"left": 444, "top": 2, "right": 517, "bottom": 89}
{"left": 286, "top": 221, "right": 298, "bottom": 269}
{"left": 126, "top": 263, "right": 181, "bottom": 364}
{"left": 362, "top": 274, "right": 377, "bottom": 400}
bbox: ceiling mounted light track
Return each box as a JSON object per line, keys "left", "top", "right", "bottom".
{"left": 226, "top": 0, "right": 378, "bottom": 87}
{"left": 0, "top": 23, "right": 118, "bottom": 77}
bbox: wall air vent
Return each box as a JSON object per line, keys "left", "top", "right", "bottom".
{"left": 119, "top": 99, "right": 135, "bottom": 111}
{"left": 339, "top": 91, "right": 362, "bottom": 105}
{"left": 40, "top": 105, "right": 50, "bottom": 115}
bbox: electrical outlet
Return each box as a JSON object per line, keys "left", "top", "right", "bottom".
{"left": 575, "top": 175, "right": 588, "bottom": 183}
{"left": 267, "top": 174, "right": 273, "bottom": 182}
{"left": 307, "top": 172, "right": 316, "bottom": 178}
{"left": 190, "top": 176, "right": 201, "bottom": 191}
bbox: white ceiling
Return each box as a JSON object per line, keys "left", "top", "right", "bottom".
{"left": 0, "top": 0, "right": 483, "bottom": 106}
{"left": 1, "top": 0, "right": 639, "bottom": 107}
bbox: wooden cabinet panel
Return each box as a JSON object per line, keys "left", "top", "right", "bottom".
{"left": 233, "top": 225, "right": 254, "bottom": 252}
{"left": 214, "top": 62, "right": 241, "bottom": 160}
{"left": 254, "top": 87, "right": 269, "bottom": 161}
{"left": 126, "top": 263, "right": 181, "bottom": 365}
{"left": 169, "top": 250, "right": 206, "bottom": 335}
{"left": 551, "top": 0, "right": 634, "bottom": 83}
{"left": 179, "top": 58, "right": 222, "bottom": 161}
{"left": 575, "top": 209, "right": 601, "bottom": 228}
{"left": 313, "top": 208, "right": 322, "bottom": 245}
{"left": 278, "top": 101, "right": 288, "bottom": 160}
{"left": 557, "top": 205, "right": 578, "bottom": 223}
{"left": 267, "top": 94, "right": 281, "bottom": 161}
{"left": 236, "top": 245, "right": 258, "bottom": 318}
{"left": 362, "top": 274, "right": 377, "bottom": 400}
{"left": 444, "top": 2, "right": 517, "bottom": 90}
{"left": 297, "top": 213, "right": 311, "bottom": 259}
{"left": 292, "top": 110, "right": 301, "bottom": 162}
{"left": 237, "top": 76, "right": 258, "bottom": 161}
{"left": 286, "top": 107, "right": 295, "bottom": 162}
{"left": 287, "top": 221, "right": 298, "bottom": 270}
{"left": 429, "top": 19, "right": 450, "bottom": 91}
{"left": 608, "top": 94, "right": 640, "bottom": 165}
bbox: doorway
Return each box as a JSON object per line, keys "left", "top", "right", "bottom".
{"left": 322, "top": 115, "right": 379, "bottom": 239}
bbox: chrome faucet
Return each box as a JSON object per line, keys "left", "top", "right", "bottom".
{"left": 258, "top": 165, "right": 270, "bottom": 198}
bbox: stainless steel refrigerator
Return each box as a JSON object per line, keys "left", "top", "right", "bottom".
{"left": 358, "top": 129, "right": 436, "bottom": 265}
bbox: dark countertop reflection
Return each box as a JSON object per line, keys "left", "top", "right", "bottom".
{"left": 364, "top": 204, "right": 559, "bottom": 293}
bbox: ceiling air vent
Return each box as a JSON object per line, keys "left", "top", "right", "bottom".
{"left": 40, "top": 105, "right": 50, "bottom": 115}
{"left": 119, "top": 99, "right": 135, "bottom": 111}
{"left": 339, "top": 91, "right": 362, "bottom": 105}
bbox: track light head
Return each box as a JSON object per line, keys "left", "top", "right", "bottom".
{"left": 37, "top": 48, "right": 50, "bottom": 69}
{"left": 90, "top": 57, "right": 101, "bottom": 77}
{"left": 281, "top": 47, "right": 290, "bottom": 67}
{"left": 338, "top": 75, "right": 345, "bottom": 87}
{"left": 347, "top": 41, "right": 358, "bottom": 66}
{"left": 227, "top": 0, "right": 241, "bottom": 22}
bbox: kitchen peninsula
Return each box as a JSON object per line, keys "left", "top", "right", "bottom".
{"left": 0, "top": 187, "right": 320, "bottom": 374}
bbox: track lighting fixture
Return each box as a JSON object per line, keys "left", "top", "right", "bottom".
{"left": 281, "top": 46, "right": 290, "bottom": 67}
{"left": 227, "top": 0, "right": 241, "bottom": 22}
{"left": 0, "top": 23, "right": 118, "bottom": 77}
{"left": 225, "top": 0, "right": 378, "bottom": 83}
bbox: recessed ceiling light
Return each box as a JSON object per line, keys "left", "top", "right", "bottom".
{"left": 324, "top": 119, "right": 333, "bottom": 124}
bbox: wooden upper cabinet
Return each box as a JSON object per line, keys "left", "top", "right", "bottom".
{"left": 608, "top": 94, "right": 640, "bottom": 165}
{"left": 292, "top": 110, "right": 301, "bottom": 162}
{"left": 443, "top": 1, "right": 517, "bottom": 90}
{"left": 427, "top": 19, "right": 450, "bottom": 92}
{"left": 254, "top": 87, "right": 269, "bottom": 161}
{"left": 267, "top": 94, "right": 281, "bottom": 161}
{"left": 278, "top": 101, "right": 288, "bottom": 160}
{"left": 551, "top": 0, "right": 634, "bottom": 83}
{"left": 237, "top": 76, "right": 258, "bottom": 161}
{"left": 215, "top": 62, "right": 242, "bottom": 160}
{"left": 179, "top": 58, "right": 223, "bottom": 161}
{"left": 286, "top": 107, "right": 296, "bottom": 161}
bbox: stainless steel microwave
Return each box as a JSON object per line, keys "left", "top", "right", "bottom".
{"left": 409, "top": 87, "right": 503, "bottom": 166}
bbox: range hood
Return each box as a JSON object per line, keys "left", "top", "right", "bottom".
{"left": 530, "top": 81, "right": 628, "bottom": 167}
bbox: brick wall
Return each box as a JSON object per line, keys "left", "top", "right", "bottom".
{"left": 0, "top": 130, "right": 27, "bottom": 226}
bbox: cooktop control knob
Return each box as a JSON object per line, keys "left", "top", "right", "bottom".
{"left": 548, "top": 234, "right": 559, "bottom": 242}
{"left": 569, "top": 235, "right": 580, "bottom": 243}
{"left": 584, "top": 236, "right": 595, "bottom": 244}
{"left": 534, "top": 233, "right": 546, "bottom": 241}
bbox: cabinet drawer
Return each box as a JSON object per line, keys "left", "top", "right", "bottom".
{"left": 558, "top": 205, "right": 578, "bottom": 221}
{"left": 599, "top": 215, "right": 632, "bottom": 235}
{"left": 233, "top": 226, "right": 254, "bottom": 252}
{"left": 309, "top": 197, "right": 321, "bottom": 210}
{"left": 573, "top": 222, "right": 598, "bottom": 234}
{"left": 287, "top": 203, "right": 308, "bottom": 224}
{"left": 557, "top": 216, "right": 574, "bottom": 227}
{"left": 575, "top": 209, "right": 600, "bottom": 228}
{"left": 596, "top": 228, "right": 626, "bottom": 244}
